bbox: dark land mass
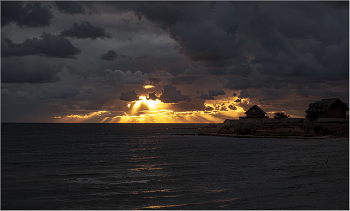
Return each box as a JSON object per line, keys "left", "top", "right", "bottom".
{"left": 198, "top": 118, "right": 349, "bottom": 139}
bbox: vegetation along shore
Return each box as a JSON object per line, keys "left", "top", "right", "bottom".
{"left": 198, "top": 118, "right": 349, "bottom": 139}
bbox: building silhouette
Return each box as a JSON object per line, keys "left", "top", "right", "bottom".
{"left": 305, "top": 98, "right": 348, "bottom": 118}
{"left": 239, "top": 105, "right": 269, "bottom": 119}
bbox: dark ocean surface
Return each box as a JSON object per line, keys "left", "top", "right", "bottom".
{"left": 1, "top": 123, "right": 349, "bottom": 210}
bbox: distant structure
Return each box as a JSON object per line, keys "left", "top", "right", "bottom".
{"left": 239, "top": 105, "right": 269, "bottom": 119}
{"left": 305, "top": 98, "right": 349, "bottom": 118}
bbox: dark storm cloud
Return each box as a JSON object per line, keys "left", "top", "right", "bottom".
{"left": 35, "top": 84, "right": 79, "bottom": 100}
{"left": 1, "top": 2, "right": 53, "bottom": 28}
{"left": 83, "top": 88, "right": 93, "bottom": 94}
{"left": 154, "top": 65, "right": 169, "bottom": 72}
{"left": 238, "top": 101, "right": 252, "bottom": 111}
{"left": 135, "top": 54, "right": 154, "bottom": 60}
{"left": 223, "top": 77, "right": 253, "bottom": 90}
{"left": 54, "top": 1, "right": 85, "bottom": 15}
{"left": 261, "top": 89, "right": 287, "bottom": 101}
{"left": 208, "top": 88, "right": 225, "bottom": 97}
{"left": 182, "top": 66, "right": 204, "bottom": 76}
{"left": 1, "top": 1, "right": 348, "bottom": 123}
{"left": 200, "top": 94, "right": 214, "bottom": 100}
{"left": 238, "top": 4, "right": 297, "bottom": 58}
{"left": 172, "top": 101, "right": 206, "bottom": 112}
{"left": 100, "top": 50, "right": 118, "bottom": 61}
{"left": 223, "top": 73, "right": 295, "bottom": 91}
{"left": 171, "top": 76, "right": 197, "bottom": 85}
{"left": 147, "top": 70, "right": 173, "bottom": 85}
{"left": 147, "top": 92, "right": 159, "bottom": 100}
{"left": 133, "top": 2, "right": 244, "bottom": 70}
{"left": 228, "top": 105, "right": 237, "bottom": 110}
{"left": 62, "top": 63, "right": 94, "bottom": 78}
{"left": 104, "top": 69, "right": 147, "bottom": 85}
{"left": 205, "top": 106, "right": 214, "bottom": 111}
{"left": 251, "top": 45, "right": 349, "bottom": 81}
{"left": 240, "top": 2, "right": 347, "bottom": 83}
{"left": 220, "top": 105, "right": 227, "bottom": 111}
{"left": 120, "top": 54, "right": 132, "bottom": 61}
{"left": 133, "top": 1, "right": 348, "bottom": 86}
{"left": 2, "top": 83, "right": 79, "bottom": 100}
{"left": 317, "top": 1, "right": 349, "bottom": 10}
{"left": 294, "top": 88, "right": 347, "bottom": 101}
{"left": 148, "top": 78, "right": 161, "bottom": 85}
{"left": 322, "top": 43, "right": 349, "bottom": 78}
{"left": 197, "top": 88, "right": 225, "bottom": 100}
{"left": 118, "top": 18, "right": 133, "bottom": 25}
{"left": 226, "top": 62, "right": 253, "bottom": 77}
{"left": 2, "top": 33, "right": 81, "bottom": 59}
{"left": 120, "top": 90, "right": 139, "bottom": 101}
{"left": 238, "top": 90, "right": 250, "bottom": 99}
{"left": 273, "top": 2, "right": 348, "bottom": 44}
{"left": 1, "top": 56, "right": 61, "bottom": 83}
{"left": 159, "top": 85, "right": 190, "bottom": 103}
{"left": 97, "top": 82, "right": 113, "bottom": 90}
{"left": 60, "top": 21, "right": 112, "bottom": 40}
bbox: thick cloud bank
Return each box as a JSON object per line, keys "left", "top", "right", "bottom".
{"left": 159, "top": 85, "right": 190, "bottom": 103}
{"left": 100, "top": 50, "right": 118, "bottom": 61}
{"left": 61, "top": 21, "right": 112, "bottom": 40}
{"left": 1, "top": 2, "right": 53, "bottom": 28}
{"left": 1, "top": 1, "right": 348, "bottom": 122}
{"left": 120, "top": 90, "right": 139, "bottom": 101}
{"left": 2, "top": 33, "right": 81, "bottom": 59}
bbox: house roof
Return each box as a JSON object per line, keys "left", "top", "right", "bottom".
{"left": 244, "top": 105, "right": 267, "bottom": 114}
{"left": 306, "top": 98, "right": 348, "bottom": 112}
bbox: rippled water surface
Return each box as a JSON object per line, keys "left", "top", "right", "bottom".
{"left": 1, "top": 123, "right": 349, "bottom": 209}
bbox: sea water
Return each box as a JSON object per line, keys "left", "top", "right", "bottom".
{"left": 1, "top": 123, "right": 348, "bottom": 209}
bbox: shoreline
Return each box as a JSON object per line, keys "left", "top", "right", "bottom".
{"left": 197, "top": 118, "right": 349, "bottom": 140}
{"left": 197, "top": 133, "right": 349, "bottom": 140}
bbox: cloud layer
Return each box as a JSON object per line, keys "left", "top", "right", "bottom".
{"left": 61, "top": 21, "right": 112, "bottom": 40}
{"left": 1, "top": 1, "right": 348, "bottom": 122}
{"left": 2, "top": 33, "right": 81, "bottom": 59}
{"left": 1, "top": 2, "right": 53, "bottom": 27}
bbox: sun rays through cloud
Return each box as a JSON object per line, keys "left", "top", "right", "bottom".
{"left": 53, "top": 96, "right": 247, "bottom": 123}
{"left": 1, "top": 2, "right": 348, "bottom": 123}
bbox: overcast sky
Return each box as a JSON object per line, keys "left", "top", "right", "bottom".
{"left": 1, "top": 1, "right": 349, "bottom": 123}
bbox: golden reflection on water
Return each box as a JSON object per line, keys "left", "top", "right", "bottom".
{"left": 127, "top": 159, "right": 165, "bottom": 171}
{"left": 141, "top": 198, "right": 240, "bottom": 209}
{"left": 143, "top": 203, "right": 188, "bottom": 209}
{"left": 142, "top": 195, "right": 179, "bottom": 199}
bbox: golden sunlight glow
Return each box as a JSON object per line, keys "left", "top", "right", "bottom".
{"left": 53, "top": 96, "right": 250, "bottom": 123}
{"left": 141, "top": 198, "right": 239, "bottom": 209}
{"left": 55, "top": 111, "right": 109, "bottom": 123}
{"left": 135, "top": 96, "right": 162, "bottom": 110}
{"left": 143, "top": 85, "right": 155, "bottom": 89}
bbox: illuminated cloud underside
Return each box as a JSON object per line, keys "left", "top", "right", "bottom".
{"left": 1, "top": 2, "right": 348, "bottom": 123}
{"left": 54, "top": 96, "right": 246, "bottom": 123}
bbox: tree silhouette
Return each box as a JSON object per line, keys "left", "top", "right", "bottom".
{"left": 274, "top": 112, "right": 290, "bottom": 119}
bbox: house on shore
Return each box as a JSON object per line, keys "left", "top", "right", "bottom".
{"left": 305, "top": 98, "right": 349, "bottom": 118}
{"left": 239, "top": 105, "right": 269, "bottom": 119}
